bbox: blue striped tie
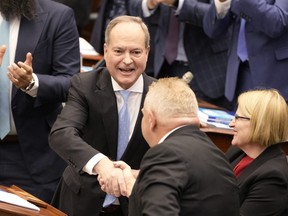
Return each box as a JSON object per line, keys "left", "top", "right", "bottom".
{"left": 0, "top": 19, "right": 10, "bottom": 140}
{"left": 103, "top": 90, "right": 130, "bottom": 207}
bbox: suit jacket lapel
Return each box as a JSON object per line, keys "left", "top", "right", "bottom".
{"left": 95, "top": 69, "right": 119, "bottom": 159}
{"left": 237, "top": 145, "right": 282, "bottom": 184}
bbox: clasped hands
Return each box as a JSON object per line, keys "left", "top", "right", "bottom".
{"left": 0, "top": 45, "right": 34, "bottom": 90}
{"left": 96, "top": 157, "right": 137, "bottom": 198}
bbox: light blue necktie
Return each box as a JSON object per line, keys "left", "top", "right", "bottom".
{"left": 103, "top": 90, "right": 131, "bottom": 207}
{"left": 0, "top": 19, "right": 10, "bottom": 140}
{"left": 237, "top": 19, "right": 248, "bottom": 62}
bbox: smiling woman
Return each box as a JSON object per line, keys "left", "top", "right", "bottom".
{"left": 226, "top": 88, "right": 288, "bottom": 216}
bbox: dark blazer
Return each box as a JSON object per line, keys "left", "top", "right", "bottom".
{"left": 129, "top": 125, "right": 239, "bottom": 216}
{"left": 129, "top": 0, "right": 230, "bottom": 98}
{"left": 226, "top": 144, "right": 288, "bottom": 216}
{"left": 53, "top": 0, "right": 91, "bottom": 27}
{"left": 203, "top": 0, "right": 288, "bottom": 102}
{"left": 49, "top": 68, "right": 155, "bottom": 216}
{"left": 12, "top": 0, "right": 79, "bottom": 186}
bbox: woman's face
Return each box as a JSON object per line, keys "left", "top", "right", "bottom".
{"left": 229, "top": 108, "right": 252, "bottom": 148}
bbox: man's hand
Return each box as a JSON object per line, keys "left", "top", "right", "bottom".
{"left": 113, "top": 161, "right": 136, "bottom": 197}
{"left": 7, "top": 52, "right": 33, "bottom": 89}
{"left": 95, "top": 157, "right": 127, "bottom": 197}
{"left": 0, "top": 45, "right": 7, "bottom": 66}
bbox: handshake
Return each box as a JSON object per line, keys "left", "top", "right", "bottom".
{"left": 96, "top": 158, "right": 137, "bottom": 198}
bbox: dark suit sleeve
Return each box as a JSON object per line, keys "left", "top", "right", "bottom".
{"left": 36, "top": 6, "right": 80, "bottom": 103}
{"left": 178, "top": 0, "right": 211, "bottom": 27}
{"left": 128, "top": 0, "right": 146, "bottom": 17}
{"left": 49, "top": 73, "right": 101, "bottom": 173}
{"left": 203, "top": 2, "right": 232, "bottom": 38}
{"left": 230, "top": 0, "right": 288, "bottom": 38}
{"left": 132, "top": 145, "right": 187, "bottom": 215}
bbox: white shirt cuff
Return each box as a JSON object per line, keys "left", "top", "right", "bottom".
{"left": 82, "top": 153, "right": 108, "bottom": 175}
{"left": 215, "top": 0, "right": 231, "bottom": 19}
{"left": 142, "top": 0, "right": 155, "bottom": 17}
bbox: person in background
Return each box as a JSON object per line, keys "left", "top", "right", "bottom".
{"left": 53, "top": 0, "right": 92, "bottom": 34}
{"left": 203, "top": 0, "right": 288, "bottom": 110}
{"left": 227, "top": 89, "right": 288, "bottom": 215}
{"left": 101, "top": 77, "right": 240, "bottom": 216}
{"left": 0, "top": 0, "right": 80, "bottom": 202}
{"left": 49, "top": 15, "right": 155, "bottom": 216}
{"left": 90, "top": 0, "right": 130, "bottom": 55}
{"left": 90, "top": 0, "right": 157, "bottom": 76}
{"left": 129, "top": 0, "right": 233, "bottom": 110}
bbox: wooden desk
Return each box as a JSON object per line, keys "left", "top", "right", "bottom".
{"left": 82, "top": 53, "right": 103, "bottom": 67}
{"left": 0, "top": 185, "right": 67, "bottom": 216}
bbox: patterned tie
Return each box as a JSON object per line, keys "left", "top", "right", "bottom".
{"left": 164, "top": 10, "right": 180, "bottom": 65}
{"left": 103, "top": 90, "right": 131, "bottom": 207}
{"left": 237, "top": 19, "right": 248, "bottom": 62}
{"left": 0, "top": 19, "right": 10, "bottom": 140}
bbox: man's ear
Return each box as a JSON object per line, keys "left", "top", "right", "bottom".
{"left": 103, "top": 43, "right": 107, "bottom": 53}
{"left": 148, "top": 110, "right": 157, "bottom": 131}
{"left": 145, "top": 46, "right": 150, "bottom": 55}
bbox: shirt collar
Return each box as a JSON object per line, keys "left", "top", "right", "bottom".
{"left": 111, "top": 74, "right": 144, "bottom": 93}
{"left": 158, "top": 125, "right": 186, "bottom": 144}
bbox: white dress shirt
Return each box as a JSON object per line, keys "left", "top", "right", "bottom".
{"left": 82, "top": 74, "right": 144, "bottom": 175}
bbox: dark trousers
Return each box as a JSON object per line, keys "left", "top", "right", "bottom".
{"left": 0, "top": 137, "right": 59, "bottom": 203}
{"left": 99, "top": 205, "right": 123, "bottom": 216}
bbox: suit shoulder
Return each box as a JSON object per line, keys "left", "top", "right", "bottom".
{"left": 143, "top": 73, "right": 157, "bottom": 85}
{"left": 72, "top": 68, "right": 110, "bottom": 86}
{"left": 38, "top": 0, "right": 73, "bottom": 14}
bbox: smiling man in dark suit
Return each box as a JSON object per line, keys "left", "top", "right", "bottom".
{"left": 49, "top": 15, "right": 155, "bottom": 216}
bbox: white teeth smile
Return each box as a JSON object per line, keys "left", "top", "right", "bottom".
{"left": 120, "top": 68, "right": 133, "bottom": 72}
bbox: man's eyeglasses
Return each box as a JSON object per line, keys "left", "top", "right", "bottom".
{"left": 234, "top": 114, "right": 250, "bottom": 121}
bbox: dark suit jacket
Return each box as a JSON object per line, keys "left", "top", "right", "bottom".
{"left": 203, "top": 0, "right": 288, "bottom": 102}
{"left": 129, "top": 0, "right": 230, "bottom": 98}
{"left": 53, "top": 0, "right": 91, "bottom": 27}
{"left": 49, "top": 68, "right": 155, "bottom": 216}
{"left": 226, "top": 144, "right": 288, "bottom": 216}
{"left": 129, "top": 125, "right": 239, "bottom": 216}
{"left": 12, "top": 0, "right": 80, "bottom": 185}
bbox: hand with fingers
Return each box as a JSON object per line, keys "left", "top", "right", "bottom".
{"left": 113, "top": 161, "right": 136, "bottom": 197}
{"left": 7, "top": 52, "right": 34, "bottom": 90}
{"left": 95, "top": 157, "right": 127, "bottom": 198}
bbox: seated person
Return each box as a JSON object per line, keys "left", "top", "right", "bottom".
{"left": 227, "top": 88, "right": 288, "bottom": 216}
{"left": 100, "top": 77, "right": 240, "bottom": 216}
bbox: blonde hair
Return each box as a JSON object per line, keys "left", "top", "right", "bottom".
{"left": 238, "top": 89, "right": 288, "bottom": 147}
{"left": 144, "top": 77, "right": 198, "bottom": 123}
{"left": 104, "top": 15, "right": 150, "bottom": 48}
